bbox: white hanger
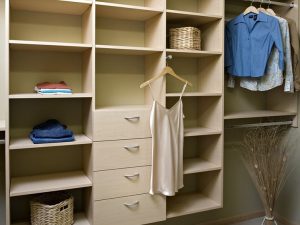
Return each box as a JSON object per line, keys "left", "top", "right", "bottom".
{"left": 243, "top": 0, "right": 259, "bottom": 15}
{"left": 140, "top": 56, "right": 192, "bottom": 89}
{"left": 266, "top": 0, "right": 276, "bottom": 16}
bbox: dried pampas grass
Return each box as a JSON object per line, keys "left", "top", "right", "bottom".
{"left": 241, "top": 126, "right": 290, "bottom": 225}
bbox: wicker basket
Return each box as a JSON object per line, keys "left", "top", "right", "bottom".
{"left": 31, "top": 192, "right": 74, "bottom": 225}
{"left": 169, "top": 27, "right": 201, "bottom": 50}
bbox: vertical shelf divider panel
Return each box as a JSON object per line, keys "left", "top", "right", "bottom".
{"left": 165, "top": 0, "right": 224, "bottom": 217}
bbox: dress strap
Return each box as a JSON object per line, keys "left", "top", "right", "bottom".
{"left": 148, "top": 83, "right": 155, "bottom": 101}
{"left": 179, "top": 82, "right": 188, "bottom": 100}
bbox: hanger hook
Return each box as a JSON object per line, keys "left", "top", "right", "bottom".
{"left": 251, "top": 0, "right": 254, "bottom": 6}
{"left": 260, "top": 0, "right": 263, "bottom": 8}
{"left": 166, "top": 55, "right": 172, "bottom": 66}
{"left": 268, "top": 0, "right": 271, "bottom": 8}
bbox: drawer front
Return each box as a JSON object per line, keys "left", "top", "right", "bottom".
{"left": 93, "top": 139, "right": 152, "bottom": 171}
{"left": 94, "top": 166, "right": 151, "bottom": 200}
{"left": 94, "top": 108, "right": 151, "bottom": 141}
{"left": 94, "top": 194, "right": 166, "bottom": 225}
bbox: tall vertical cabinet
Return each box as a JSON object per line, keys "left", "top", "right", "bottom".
{"left": 5, "top": 0, "right": 224, "bottom": 224}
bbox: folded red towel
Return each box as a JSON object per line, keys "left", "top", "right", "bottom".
{"left": 36, "top": 81, "right": 71, "bottom": 90}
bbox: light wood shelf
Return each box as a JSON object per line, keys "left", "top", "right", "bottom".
{"left": 167, "top": 9, "right": 222, "bottom": 25}
{"left": 96, "top": 45, "right": 163, "bottom": 55}
{"left": 10, "top": 134, "right": 92, "bottom": 150}
{"left": 167, "top": 92, "right": 222, "bottom": 97}
{"left": 96, "top": 2, "right": 163, "bottom": 21}
{"left": 0, "top": 120, "right": 5, "bottom": 131}
{"left": 166, "top": 49, "right": 222, "bottom": 58}
{"left": 10, "top": 0, "right": 92, "bottom": 15}
{"left": 10, "top": 171, "right": 92, "bottom": 197}
{"left": 224, "top": 110, "right": 297, "bottom": 120}
{"left": 9, "top": 93, "right": 93, "bottom": 99}
{"left": 12, "top": 213, "right": 90, "bottom": 225}
{"left": 167, "top": 193, "right": 222, "bottom": 218}
{"left": 184, "top": 127, "right": 222, "bottom": 137}
{"left": 9, "top": 40, "right": 92, "bottom": 52}
{"left": 184, "top": 158, "right": 221, "bottom": 175}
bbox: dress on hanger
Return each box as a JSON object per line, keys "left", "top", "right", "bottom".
{"left": 149, "top": 82, "right": 187, "bottom": 196}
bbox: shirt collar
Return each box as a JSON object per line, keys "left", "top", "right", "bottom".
{"left": 233, "top": 12, "right": 268, "bottom": 25}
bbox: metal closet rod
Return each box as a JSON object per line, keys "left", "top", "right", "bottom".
{"left": 243, "top": 0, "right": 295, "bottom": 8}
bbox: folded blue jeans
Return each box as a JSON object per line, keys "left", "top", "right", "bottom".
{"left": 30, "top": 134, "right": 75, "bottom": 144}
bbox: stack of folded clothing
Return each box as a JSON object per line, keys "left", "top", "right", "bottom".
{"left": 35, "top": 81, "right": 72, "bottom": 95}
{"left": 30, "top": 119, "right": 75, "bottom": 144}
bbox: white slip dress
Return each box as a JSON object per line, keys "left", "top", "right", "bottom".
{"left": 149, "top": 82, "right": 187, "bottom": 196}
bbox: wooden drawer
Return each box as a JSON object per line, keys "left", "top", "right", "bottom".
{"left": 94, "top": 107, "right": 151, "bottom": 141}
{"left": 93, "top": 139, "right": 152, "bottom": 171}
{"left": 94, "top": 166, "right": 151, "bottom": 200}
{"left": 94, "top": 194, "right": 166, "bottom": 225}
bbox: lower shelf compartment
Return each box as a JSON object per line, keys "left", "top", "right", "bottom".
{"left": 167, "top": 170, "right": 223, "bottom": 218}
{"left": 183, "top": 158, "right": 221, "bottom": 175}
{"left": 12, "top": 213, "right": 90, "bottom": 225}
{"left": 10, "top": 171, "right": 92, "bottom": 197}
{"left": 167, "top": 193, "right": 221, "bottom": 218}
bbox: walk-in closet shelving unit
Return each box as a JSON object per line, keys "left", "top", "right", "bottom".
{"left": 5, "top": 0, "right": 224, "bottom": 224}
{"left": 224, "top": 0, "right": 298, "bottom": 128}
{"left": 6, "top": 0, "right": 94, "bottom": 224}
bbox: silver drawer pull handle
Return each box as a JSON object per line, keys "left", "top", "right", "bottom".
{"left": 124, "top": 173, "right": 140, "bottom": 179}
{"left": 124, "top": 145, "right": 140, "bottom": 151}
{"left": 124, "top": 201, "right": 140, "bottom": 208}
{"left": 124, "top": 116, "right": 140, "bottom": 121}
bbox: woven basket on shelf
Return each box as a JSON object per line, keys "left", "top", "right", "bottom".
{"left": 169, "top": 27, "right": 201, "bottom": 50}
{"left": 31, "top": 192, "right": 74, "bottom": 225}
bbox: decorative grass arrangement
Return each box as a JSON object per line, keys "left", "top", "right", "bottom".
{"left": 241, "top": 126, "right": 289, "bottom": 225}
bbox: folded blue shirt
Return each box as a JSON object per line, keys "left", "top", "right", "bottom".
{"left": 30, "top": 134, "right": 75, "bottom": 144}
{"left": 30, "top": 119, "right": 74, "bottom": 143}
{"left": 31, "top": 127, "right": 73, "bottom": 139}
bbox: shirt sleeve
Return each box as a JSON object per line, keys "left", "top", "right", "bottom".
{"left": 283, "top": 22, "right": 294, "bottom": 93}
{"left": 272, "top": 19, "right": 285, "bottom": 71}
{"left": 225, "top": 24, "right": 233, "bottom": 68}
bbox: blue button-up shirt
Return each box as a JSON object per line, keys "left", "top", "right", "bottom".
{"left": 225, "top": 12, "right": 284, "bottom": 77}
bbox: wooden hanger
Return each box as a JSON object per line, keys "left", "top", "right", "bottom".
{"left": 140, "top": 58, "right": 192, "bottom": 88}
{"left": 266, "top": 0, "right": 276, "bottom": 16}
{"left": 243, "top": 0, "right": 259, "bottom": 15}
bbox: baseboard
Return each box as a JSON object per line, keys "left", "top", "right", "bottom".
{"left": 276, "top": 215, "right": 299, "bottom": 225}
{"left": 197, "top": 211, "right": 265, "bottom": 225}
{"left": 195, "top": 211, "right": 299, "bottom": 225}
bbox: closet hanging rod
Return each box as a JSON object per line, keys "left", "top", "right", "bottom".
{"left": 243, "top": 0, "right": 295, "bottom": 8}
{"left": 0, "top": 139, "right": 5, "bottom": 145}
{"left": 226, "top": 121, "right": 293, "bottom": 129}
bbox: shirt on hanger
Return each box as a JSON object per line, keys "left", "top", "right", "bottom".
{"left": 225, "top": 12, "right": 284, "bottom": 78}
{"left": 285, "top": 18, "right": 300, "bottom": 91}
{"left": 228, "top": 15, "right": 294, "bottom": 92}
